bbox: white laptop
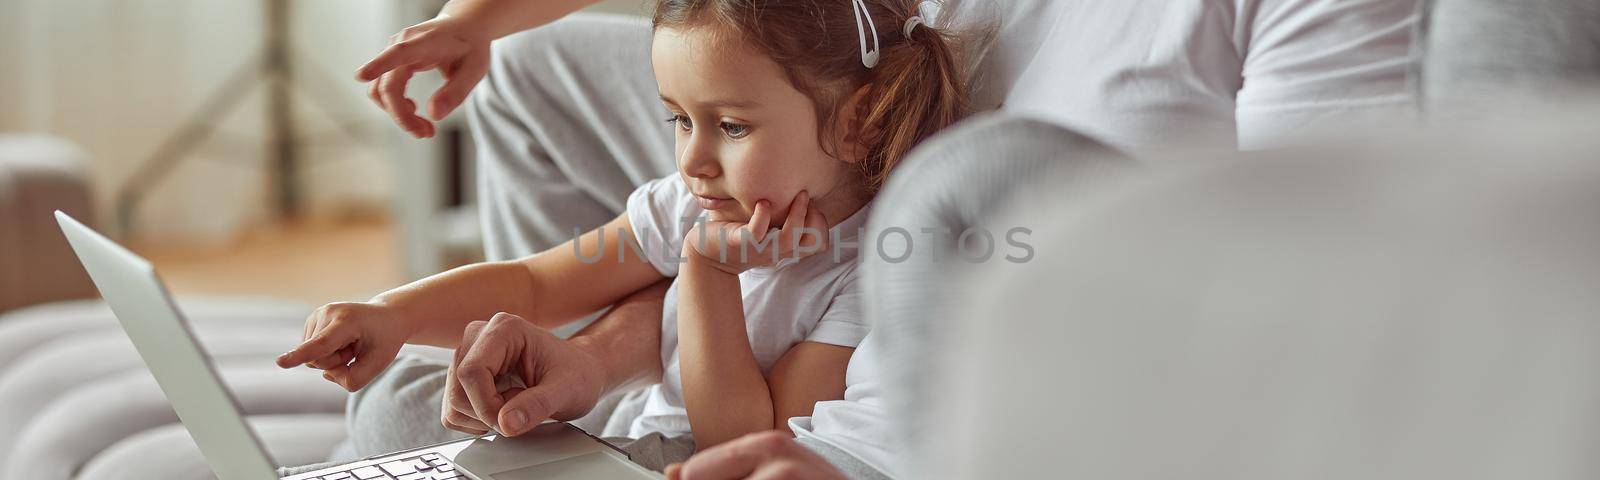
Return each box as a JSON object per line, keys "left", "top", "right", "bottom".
{"left": 56, "top": 211, "right": 661, "bottom": 480}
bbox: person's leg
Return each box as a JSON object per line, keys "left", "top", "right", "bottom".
{"left": 604, "top": 432, "right": 696, "bottom": 472}
{"left": 794, "top": 437, "right": 892, "bottom": 480}
{"left": 325, "top": 354, "right": 470, "bottom": 463}
{"left": 471, "top": 13, "right": 676, "bottom": 262}
{"left": 327, "top": 354, "right": 681, "bottom": 472}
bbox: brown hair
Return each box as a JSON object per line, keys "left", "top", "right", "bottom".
{"left": 653, "top": 0, "right": 974, "bottom": 192}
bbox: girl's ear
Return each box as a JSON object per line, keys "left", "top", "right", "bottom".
{"left": 833, "top": 85, "right": 878, "bottom": 165}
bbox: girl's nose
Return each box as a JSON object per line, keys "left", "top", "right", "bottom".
{"left": 679, "top": 133, "right": 721, "bottom": 179}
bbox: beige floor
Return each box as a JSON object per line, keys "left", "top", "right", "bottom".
{"left": 131, "top": 218, "right": 403, "bottom": 307}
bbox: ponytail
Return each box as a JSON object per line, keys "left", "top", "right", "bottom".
{"left": 856, "top": 5, "right": 972, "bottom": 191}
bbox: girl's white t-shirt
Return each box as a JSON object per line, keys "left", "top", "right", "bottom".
{"left": 624, "top": 174, "right": 872, "bottom": 439}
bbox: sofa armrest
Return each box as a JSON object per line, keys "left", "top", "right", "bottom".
{"left": 0, "top": 135, "right": 96, "bottom": 314}
{"left": 860, "top": 113, "right": 1133, "bottom": 471}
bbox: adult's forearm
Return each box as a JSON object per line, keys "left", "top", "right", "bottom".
{"left": 440, "top": 0, "right": 601, "bottom": 40}
{"left": 568, "top": 280, "right": 671, "bottom": 396}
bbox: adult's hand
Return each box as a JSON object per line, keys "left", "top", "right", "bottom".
{"left": 442, "top": 312, "right": 607, "bottom": 436}
{"left": 357, "top": 13, "right": 491, "bottom": 139}
{"left": 665, "top": 431, "right": 848, "bottom": 480}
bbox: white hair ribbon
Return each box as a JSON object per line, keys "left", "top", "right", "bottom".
{"left": 903, "top": 1, "right": 942, "bottom": 37}
{"left": 903, "top": 16, "right": 925, "bottom": 38}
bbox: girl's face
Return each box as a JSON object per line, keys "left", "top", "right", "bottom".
{"left": 652, "top": 26, "right": 867, "bottom": 224}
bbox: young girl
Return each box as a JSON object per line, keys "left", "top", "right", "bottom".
{"left": 278, "top": 0, "right": 971, "bottom": 469}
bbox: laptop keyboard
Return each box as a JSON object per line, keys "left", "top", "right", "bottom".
{"left": 302, "top": 453, "right": 463, "bottom": 480}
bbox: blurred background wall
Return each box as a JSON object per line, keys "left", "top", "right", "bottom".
{"left": 0, "top": 0, "right": 647, "bottom": 307}
{"left": 3, "top": 0, "right": 392, "bottom": 244}
{"left": 0, "top": 0, "right": 647, "bottom": 243}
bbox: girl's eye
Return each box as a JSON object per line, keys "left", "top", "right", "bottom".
{"left": 720, "top": 122, "right": 750, "bottom": 139}
{"left": 666, "top": 114, "right": 692, "bottom": 131}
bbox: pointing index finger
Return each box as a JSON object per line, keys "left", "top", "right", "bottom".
{"left": 276, "top": 329, "right": 353, "bottom": 368}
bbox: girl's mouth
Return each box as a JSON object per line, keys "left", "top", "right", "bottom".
{"left": 696, "top": 195, "right": 735, "bottom": 210}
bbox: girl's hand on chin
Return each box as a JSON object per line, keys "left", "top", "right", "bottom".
{"left": 684, "top": 191, "right": 830, "bottom": 275}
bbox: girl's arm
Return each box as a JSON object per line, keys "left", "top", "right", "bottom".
{"left": 378, "top": 214, "right": 664, "bottom": 347}
{"left": 279, "top": 214, "right": 663, "bottom": 392}
{"left": 676, "top": 251, "right": 855, "bottom": 448}
{"left": 767, "top": 342, "right": 853, "bottom": 430}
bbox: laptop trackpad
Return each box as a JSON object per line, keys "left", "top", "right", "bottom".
{"left": 491, "top": 452, "right": 652, "bottom": 479}
{"left": 454, "top": 423, "right": 603, "bottom": 475}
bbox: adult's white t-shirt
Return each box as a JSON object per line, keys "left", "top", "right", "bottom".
{"left": 957, "top": 0, "right": 1418, "bottom": 153}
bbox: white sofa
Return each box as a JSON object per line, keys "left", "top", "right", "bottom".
{"left": 919, "top": 103, "right": 1600, "bottom": 480}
